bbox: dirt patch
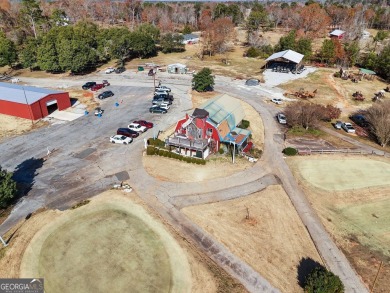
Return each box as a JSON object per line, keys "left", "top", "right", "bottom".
{"left": 0, "top": 114, "right": 48, "bottom": 141}
{"left": 182, "top": 185, "right": 322, "bottom": 293}
{"left": 287, "top": 155, "right": 390, "bottom": 292}
{"left": 68, "top": 89, "right": 100, "bottom": 111}
{"left": 280, "top": 69, "right": 389, "bottom": 115}
{"left": 0, "top": 190, "right": 247, "bottom": 293}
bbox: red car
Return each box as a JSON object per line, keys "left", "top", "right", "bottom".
{"left": 91, "top": 84, "right": 104, "bottom": 91}
{"left": 133, "top": 120, "right": 153, "bottom": 128}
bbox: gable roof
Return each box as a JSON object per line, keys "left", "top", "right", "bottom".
{"left": 330, "top": 29, "right": 345, "bottom": 36}
{"left": 265, "top": 49, "right": 304, "bottom": 64}
{"left": 199, "top": 94, "right": 245, "bottom": 130}
{"left": 0, "top": 82, "right": 64, "bottom": 105}
{"left": 167, "top": 63, "right": 187, "bottom": 69}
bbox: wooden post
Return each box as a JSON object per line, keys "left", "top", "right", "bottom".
{"left": 245, "top": 207, "right": 250, "bottom": 220}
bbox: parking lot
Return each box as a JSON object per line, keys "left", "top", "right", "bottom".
{"left": 0, "top": 74, "right": 192, "bottom": 235}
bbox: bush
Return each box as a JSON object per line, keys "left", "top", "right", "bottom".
{"left": 240, "top": 119, "right": 250, "bottom": 129}
{"left": 148, "top": 138, "right": 165, "bottom": 148}
{"left": 333, "top": 72, "right": 341, "bottom": 78}
{"left": 218, "top": 148, "right": 224, "bottom": 154}
{"left": 283, "top": 147, "right": 298, "bottom": 156}
{"left": 304, "top": 267, "right": 344, "bottom": 293}
{"left": 146, "top": 146, "right": 156, "bottom": 155}
{"left": 246, "top": 47, "right": 261, "bottom": 58}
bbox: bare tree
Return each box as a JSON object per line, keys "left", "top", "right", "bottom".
{"left": 365, "top": 100, "right": 390, "bottom": 147}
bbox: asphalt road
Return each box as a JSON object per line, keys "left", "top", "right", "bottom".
{"left": 0, "top": 72, "right": 369, "bottom": 292}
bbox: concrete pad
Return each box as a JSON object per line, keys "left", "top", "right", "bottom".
{"left": 263, "top": 67, "right": 317, "bottom": 87}
{"left": 48, "top": 110, "right": 84, "bottom": 121}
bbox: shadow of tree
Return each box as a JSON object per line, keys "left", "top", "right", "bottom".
{"left": 297, "top": 257, "right": 325, "bottom": 288}
{"left": 12, "top": 158, "right": 44, "bottom": 198}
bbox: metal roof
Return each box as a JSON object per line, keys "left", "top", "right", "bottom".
{"left": 183, "top": 34, "right": 199, "bottom": 41}
{"left": 330, "top": 29, "right": 345, "bottom": 36}
{"left": 265, "top": 49, "right": 304, "bottom": 64}
{"left": 0, "top": 82, "right": 64, "bottom": 105}
{"left": 359, "top": 68, "right": 376, "bottom": 75}
{"left": 167, "top": 63, "right": 187, "bottom": 69}
{"left": 200, "top": 94, "right": 246, "bottom": 130}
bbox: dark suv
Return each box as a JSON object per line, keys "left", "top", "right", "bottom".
{"left": 117, "top": 128, "right": 139, "bottom": 138}
{"left": 350, "top": 114, "right": 369, "bottom": 127}
{"left": 115, "top": 67, "right": 125, "bottom": 74}
{"left": 82, "top": 82, "right": 96, "bottom": 90}
{"left": 98, "top": 90, "right": 114, "bottom": 99}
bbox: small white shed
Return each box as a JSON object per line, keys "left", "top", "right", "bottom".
{"left": 167, "top": 63, "right": 188, "bottom": 74}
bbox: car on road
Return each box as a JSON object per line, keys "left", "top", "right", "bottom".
{"left": 91, "top": 84, "right": 104, "bottom": 91}
{"left": 152, "top": 103, "right": 170, "bottom": 111}
{"left": 105, "top": 67, "right": 115, "bottom": 74}
{"left": 102, "top": 80, "right": 110, "bottom": 86}
{"left": 154, "top": 93, "right": 173, "bottom": 102}
{"left": 98, "top": 90, "right": 114, "bottom": 100}
{"left": 82, "top": 82, "right": 96, "bottom": 90}
{"left": 277, "top": 113, "right": 287, "bottom": 124}
{"left": 115, "top": 67, "right": 125, "bottom": 74}
{"left": 271, "top": 98, "right": 283, "bottom": 105}
{"left": 350, "top": 114, "right": 369, "bottom": 127}
{"left": 117, "top": 128, "right": 139, "bottom": 138}
{"left": 342, "top": 122, "right": 356, "bottom": 133}
{"left": 110, "top": 135, "right": 132, "bottom": 144}
{"left": 334, "top": 121, "right": 343, "bottom": 130}
{"left": 149, "top": 106, "right": 167, "bottom": 114}
{"left": 133, "top": 120, "right": 153, "bottom": 129}
{"left": 94, "top": 107, "right": 104, "bottom": 116}
{"left": 155, "top": 85, "right": 171, "bottom": 92}
{"left": 128, "top": 123, "right": 147, "bottom": 133}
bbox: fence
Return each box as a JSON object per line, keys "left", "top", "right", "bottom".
{"left": 297, "top": 148, "right": 388, "bottom": 157}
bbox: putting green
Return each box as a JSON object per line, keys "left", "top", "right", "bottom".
{"left": 338, "top": 199, "right": 390, "bottom": 256}
{"left": 297, "top": 159, "right": 390, "bottom": 191}
{"left": 21, "top": 198, "right": 191, "bottom": 293}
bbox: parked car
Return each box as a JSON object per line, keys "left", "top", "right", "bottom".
{"left": 277, "top": 113, "right": 287, "bottom": 124}
{"left": 117, "top": 128, "right": 139, "bottom": 138}
{"left": 271, "top": 98, "right": 283, "bottom": 105}
{"left": 154, "top": 93, "right": 173, "bottom": 101}
{"left": 105, "top": 67, "right": 115, "bottom": 74}
{"left": 155, "top": 90, "right": 171, "bottom": 97}
{"left": 128, "top": 123, "right": 147, "bottom": 133}
{"left": 102, "top": 80, "right": 110, "bottom": 86}
{"left": 342, "top": 122, "right": 356, "bottom": 133}
{"left": 115, "top": 67, "right": 125, "bottom": 74}
{"left": 334, "top": 121, "right": 343, "bottom": 130}
{"left": 110, "top": 135, "right": 132, "bottom": 144}
{"left": 152, "top": 103, "right": 170, "bottom": 111}
{"left": 91, "top": 84, "right": 104, "bottom": 91}
{"left": 94, "top": 107, "right": 104, "bottom": 116}
{"left": 153, "top": 98, "right": 172, "bottom": 106}
{"left": 149, "top": 106, "right": 167, "bottom": 114}
{"left": 245, "top": 79, "right": 260, "bottom": 86}
{"left": 98, "top": 91, "right": 114, "bottom": 99}
{"left": 350, "top": 114, "right": 369, "bottom": 127}
{"left": 82, "top": 82, "right": 96, "bottom": 90}
{"left": 133, "top": 120, "right": 153, "bottom": 129}
{"left": 155, "top": 85, "right": 171, "bottom": 92}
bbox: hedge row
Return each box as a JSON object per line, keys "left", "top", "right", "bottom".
{"left": 146, "top": 146, "right": 206, "bottom": 165}
{"left": 148, "top": 138, "right": 165, "bottom": 148}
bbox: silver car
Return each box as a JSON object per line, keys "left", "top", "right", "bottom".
{"left": 342, "top": 122, "right": 356, "bottom": 133}
{"left": 277, "top": 113, "right": 287, "bottom": 124}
